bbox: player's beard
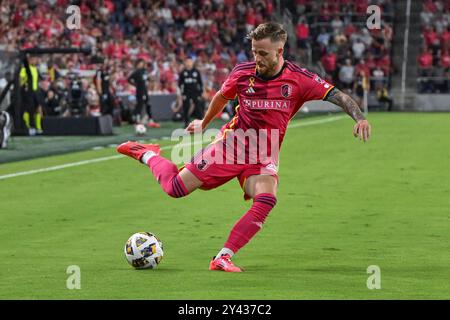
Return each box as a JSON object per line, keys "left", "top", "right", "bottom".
{"left": 257, "top": 59, "right": 278, "bottom": 77}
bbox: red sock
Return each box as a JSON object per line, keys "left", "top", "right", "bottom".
{"left": 224, "top": 193, "right": 277, "bottom": 253}
{"left": 147, "top": 156, "right": 189, "bottom": 198}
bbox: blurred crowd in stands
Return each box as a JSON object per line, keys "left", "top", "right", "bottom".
{"left": 417, "top": 0, "right": 450, "bottom": 93}
{"left": 286, "top": 0, "right": 395, "bottom": 108}
{"left": 1, "top": 0, "right": 420, "bottom": 129}
{"left": 0, "top": 0, "right": 274, "bottom": 124}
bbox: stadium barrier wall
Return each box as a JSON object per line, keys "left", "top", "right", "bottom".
{"left": 148, "top": 94, "right": 177, "bottom": 121}
{"left": 42, "top": 115, "right": 113, "bottom": 135}
{"left": 413, "top": 94, "right": 450, "bottom": 111}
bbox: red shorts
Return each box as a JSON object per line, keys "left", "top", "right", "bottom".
{"left": 182, "top": 141, "right": 279, "bottom": 200}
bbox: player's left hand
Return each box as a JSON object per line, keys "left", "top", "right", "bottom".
{"left": 353, "top": 120, "right": 371, "bottom": 142}
{"left": 185, "top": 119, "right": 204, "bottom": 134}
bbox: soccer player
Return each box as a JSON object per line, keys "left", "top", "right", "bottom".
{"left": 117, "top": 22, "right": 371, "bottom": 272}
{"left": 19, "top": 56, "right": 43, "bottom": 135}
{"left": 178, "top": 58, "right": 204, "bottom": 128}
{"left": 94, "top": 59, "right": 115, "bottom": 117}
{"left": 128, "top": 59, "right": 160, "bottom": 128}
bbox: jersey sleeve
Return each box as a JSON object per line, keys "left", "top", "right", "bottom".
{"left": 220, "top": 66, "right": 241, "bottom": 100}
{"left": 301, "top": 74, "right": 334, "bottom": 102}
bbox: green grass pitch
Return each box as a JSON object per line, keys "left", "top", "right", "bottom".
{"left": 1, "top": 112, "right": 449, "bottom": 299}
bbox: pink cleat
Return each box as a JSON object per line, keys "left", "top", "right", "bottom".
{"left": 116, "top": 141, "right": 160, "bottom": 162}
{"left": 209, "top": 254, "right": 242, "bottom": 272}
{"left": 148, "top": 121, "right": 161, "bottom": 128}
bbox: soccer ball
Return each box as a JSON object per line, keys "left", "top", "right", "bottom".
{"left": 135, "top": 124, "right": 147, "bottom": 135}
{"left": 124, "top": 232, "right": 164, "bottom": 269}
{"left": 220, "top": 112, "right": 230, "bottom": 121}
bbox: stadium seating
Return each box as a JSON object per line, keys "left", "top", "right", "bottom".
{"left": 286, "top": 0, "right": 395, "bottom": 96}
{"left": 0, "top": 0, "right": 275, "bottom": 118}
{"left": 417, "top": 0, "right": 450, "bottom": 93}
{"left": 0, "top": 0, "right": 427, "bottom": 118}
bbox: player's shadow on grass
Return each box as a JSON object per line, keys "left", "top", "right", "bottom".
{"left": 301, "top": 266, "right": 363, "bottom": 273}
{"left": 136, "top": 268, "right": 184, "bottom": 272}
{"left": 119, "top": 267, "right": 184, "bottom": 272}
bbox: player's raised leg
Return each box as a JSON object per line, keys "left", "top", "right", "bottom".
{"left": 210, "top": 174, "right": 278, "bottom": 272}
{"left": 117, "top": 141, "right": 202, "bottom": 197}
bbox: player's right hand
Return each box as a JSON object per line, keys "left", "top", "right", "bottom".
{"left": 353, "top": 119, "right": 371, "bottom": 142}
{"left": 185, "top": 119, "right": 204, "bottom": 134}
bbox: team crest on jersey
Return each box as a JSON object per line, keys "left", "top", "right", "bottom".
{"left": 281, "top": 84, "right": 292, "bottom": 98}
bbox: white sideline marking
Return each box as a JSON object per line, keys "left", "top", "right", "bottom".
{"left": 0, "top": 115, "right": 346, "bottom": 181}
{"left": 289, "top": 114, "right": 346, "bottom": 128}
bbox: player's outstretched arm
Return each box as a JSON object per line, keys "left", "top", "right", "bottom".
{"left": 325, "top": 87, "right": 372, "bottom": 142}
{"left": 185, "top": 91, "right": 228, "bottom": 133}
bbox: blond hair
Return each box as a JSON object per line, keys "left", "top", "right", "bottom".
{"left": 246, "top": 22, "right": 287, "bottom": 43}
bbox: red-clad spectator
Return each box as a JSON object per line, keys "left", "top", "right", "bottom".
{"left": 254, "top": 9, "right": 264, "bottom": 26}
{"left": 441, "top": 49, "right": 450, "bottom": 68}
{"left": 183, "top": 27, "right": 198, "bottom": 42}
{"left": 223, "top": 0, "right": 236, "bottom": 6}
{"left": 423, "top": 26, "right": 438, "bottom": 47}
{"left": 224, "top": 6, "right": 237, "bottom": 20}
{"left": 377, "top": 53, "right": 392, "bottom": 75}
{"left": 136, "top": 48, "right": 150, "bottom": 62}
{"left": 12, "top": 8, "right": 23, "bottom": 28}
{"left": 131, "top": 13, "right": 145, "bottom": 30}
{"left": 321, "top": 50, "right": 337, "bottom": 75}
{"left": 24, "top": 16, "right": 38, "bottom": 32}
{"left": 111, "top": 24, "right": 123, "bottom": 40}
{"left": 103, "top": 0, "right": 115, "bottom": 14}
{"left": 344, "top": 23, "right": 357, "bottom": 39}
{"left": 326, "top": 0, "right": 339, "bottom": 15}
{"left": 119, "top": 40, "right": 129, "bottom": 56}
{"left": 213, "top": 6, "right": 225, "bottom": 21}
{"left": 41, "top": 13, "right": 52, "bottom": 30}
{"left": 319, "top": 3, "right": 332, "bottom": 22}
{"left": 296, "top": 20, "right": 309, "bottom": 40}
{"left": 418, "top": 48, "right": 434, "bottom": 76}
{"left": 80, "top": 2, "right": 91, "bottom": 15}
{"left": 355, "top": 59, "right": 371, "bottom": 78}
{"left": 296, "top": 20, "right": 309, "bottom": 49}
{"left": 266, "top": 0, "right": 274, "bottom": 15}
{"left": 423, "top": 0, "right": 437, "bottom": 13}
{"left": 355, "top": 0, "right": 368, "bottom": 15}
{"left": 70, "top": 32, "right": 82, "bottom": 46}
{"left": 441, "top": 28, "right": 450, "bottom": 51}
{"left": 246, "top": 8, "right": 256, "bottom": 32}
{"left": 210, "top": 22, "right": 219, "bottom": 37}
{"left": 21, "top": 40, "right": 34, "bottom": 50}
{"left": 365, "top": 54, "right": 377, "bottom": 71}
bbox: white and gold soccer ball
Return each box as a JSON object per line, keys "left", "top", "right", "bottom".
{"left": 124, "top": 232, "right": 164, "bottom": 269}
{"left": 135, "top": 124, "right": 147, "bottom": 135}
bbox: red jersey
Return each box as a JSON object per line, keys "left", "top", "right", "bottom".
{"left": 217, "top": 60, "right": 334, "bottom": 164}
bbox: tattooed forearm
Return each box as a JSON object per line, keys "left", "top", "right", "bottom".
{"left": 325, "top": 88, "right": 365, "bottom": 122}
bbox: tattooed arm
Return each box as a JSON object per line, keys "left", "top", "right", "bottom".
{"left": 325, "top": 87, "right": 365, "bottom": 121}
{"left": 325, "top": 87, "right": 372, "bottom": 142}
